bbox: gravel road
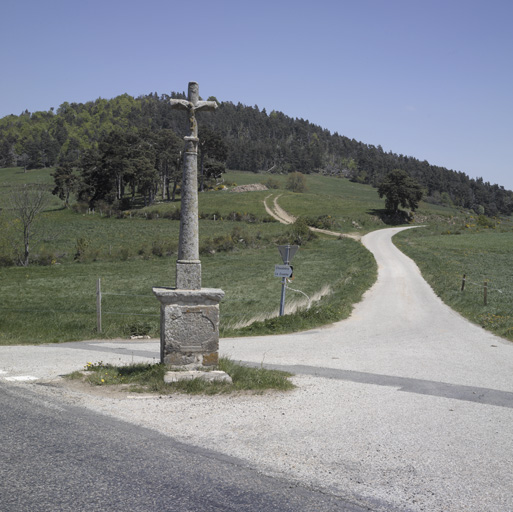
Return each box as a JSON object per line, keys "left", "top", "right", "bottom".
{"left": 2, "top": 227, "right": 513, "bottom": 511}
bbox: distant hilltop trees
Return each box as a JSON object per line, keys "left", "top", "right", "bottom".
{"left": 0, "top": 92, "right": 511, "bottom": 216}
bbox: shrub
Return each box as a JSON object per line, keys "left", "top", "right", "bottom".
{"left": 477, "top": 215, "right": 495, "bottom": 228}
{"left": 72, "top": 202, "right": 89, "bottom": 214}
{"left": 118, "top": 248, "right": 130, "bottom": 261}
{"left": 263, "top": 177, "right": 281, "bottom": 189}
{"left": 94, "top": 200, "right": 112, "bottom": 216}
{"left": 286, "top": 172, "right": 307, "bottom": 193}
{"left": 123, "top": 321, "right": 153, "bottom": 337}
{"left": 146, "top": 210, "right": 161, "bottom": 220}
{"left": 74, "top": 237, "right": 89, "bottom": 262}
{"left": 0, "top": 254, "right": 14, "bottom": 267}
{"left": 151, "top": 240, "right": 175, "bottom": 257}
{"left": 289, "top": 216, "right": 316, "bottom": 245}
{"left": 309, "top": 214, "right": 336, "bottom": 230}
{"left": 33, "top": 247, "right": 57, "bottom": 266}
{"left": 163, "top": 208, "right": 181, "bottom": 220}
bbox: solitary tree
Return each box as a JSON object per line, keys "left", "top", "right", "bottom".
{"left": 9, "top": 184, "right": 50, "bottom": 266}
{"left": 378, "top": 169, "right": 423, "bottom": 213}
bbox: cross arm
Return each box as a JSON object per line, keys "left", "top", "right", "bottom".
{"left": 194, "top": 100, "right": 218, "bottom": 113}
{"left": 170, "top": 99, "right": 191, "bottom": 110}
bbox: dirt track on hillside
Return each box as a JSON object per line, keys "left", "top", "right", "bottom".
{"left": 264, "top": 193, "right": 360, "bottom": 240}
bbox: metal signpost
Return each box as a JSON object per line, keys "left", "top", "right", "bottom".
{"left": 275, "top": 245, "right": 299, "bottom": 316}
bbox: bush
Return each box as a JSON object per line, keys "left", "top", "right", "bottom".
{"left": 0, "top": 254, "right": 15, "bottom": 267}
{"left": 286, "top": 172, "right": 307, "bottom": 193}
{"left": 123, "top": 321, "right": 153, "bottom": 337}
{"left": 309, "top": 214, "right": 336, "bottom": 230}
{"left": 72, "top": 202, "right": 89, "bottom": 214}
{"left": 289, "top": 216, "right": 316, "bottom": 246}
{"left": 200, "top": 226, "right": 266, "bottom": 255}
{"left": 477, "top": 215, "right": 495, "bottom": 228}
{"left": 163, "top": 208, "right": 181, "bottom": 220}
{"left": 74, "top": 237, "right": 89, "bottom": 262}
{"left": 263, "top": 177, "right": 281, "bottom": 189}
{"left": 33, "top": 247, "right": 57, "bottom": 266}
{"left": 146, "top": 210, "right": 161, "bottom": 220}
{"left": 118, "top": 248, "right": 130, "bottom": 261}
{"left": 151, "top": 240, "right": 175, "bottom": 257}
{"left": 94, "top": 200, "right": 113, "bottom": 216}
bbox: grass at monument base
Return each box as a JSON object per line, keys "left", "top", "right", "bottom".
{"left": 65, "top": 357, "right": 295, "bottom": 395}
{"left": 394, "top": 226, "right": 513, "bottom": 342}
{"left": 0, "top": 236, "right": 377, "bottom": 345}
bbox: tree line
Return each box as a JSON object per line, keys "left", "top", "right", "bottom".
{"left": 0, "top": 92, "right": 511, "bottom": 215}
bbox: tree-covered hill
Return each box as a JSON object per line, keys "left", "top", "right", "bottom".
{"left": 0, "top": 92, "right": 511, "bottom": 216}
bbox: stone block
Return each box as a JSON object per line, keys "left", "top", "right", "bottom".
{"left": 176, "top": 260, "right": 201, "bottom": 290}
{"left": 153, "top": 287, "right": 224, "bottom": 370}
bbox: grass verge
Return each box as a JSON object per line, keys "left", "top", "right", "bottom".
{"left": 0, "top": 236, "right": 377, "bottom": 344}
{"left": 65, "top": 357, "right": 295, "bottom": 395}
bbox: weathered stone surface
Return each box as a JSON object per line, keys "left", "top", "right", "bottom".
{"left": 153, "top": 287, "right": 224, "bottom": 305}
{"left": 164, "top": 370, "right": 232, "bottom": 384}
{"left": 202, "top": 352, "right": 219, "bottom": 366}
{"left": 170, "top": 82, "right": 218, "bottom": 291}
{"left": 176, "top": 260, "right": 201, "bottom": 290}
{"left": 153, "top": 82, "right": 223, "bottom": 370}
{"left": 176, "top": 136, "right": 200, "bottom": 290}
{"left": 153, "top": 288, "right": 224, "bottom": 369}
{"left": 162, "top": 305, "right": 218, "bottom": 352}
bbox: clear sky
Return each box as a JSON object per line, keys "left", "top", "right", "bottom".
{"left": 2, "top": 0, "right": 512, "bottom": 190}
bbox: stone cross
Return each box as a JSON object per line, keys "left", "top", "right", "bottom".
{"left": 170, "top": 82, "right": 217, "bottom": 289}
{"left": 153, "top": 81, "right": 225, "bottom": 372}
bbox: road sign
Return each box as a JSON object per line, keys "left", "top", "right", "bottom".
{"left": 278, "top": 245, "right": 299, "bottom": 264}
{"left": 274, "top": 264, "right": 293, "bottom": 278}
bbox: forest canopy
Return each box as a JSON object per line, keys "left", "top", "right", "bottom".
{"left": 0, "top": 92, "right": 511, "bottom": 216}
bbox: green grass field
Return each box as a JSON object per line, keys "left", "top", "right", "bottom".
{"left": 0, "top": 168, "right": 379, "bottom": 344}
{"left": 395, "top": 226, "right": 513, "bottom": 341}
{"left": 0, "top": 235, "right": 376, "bottom": 344}
{"left": 4, "top": 166, "right": 511, "bottom": 345}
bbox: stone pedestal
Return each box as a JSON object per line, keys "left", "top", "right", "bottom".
{"left": 153, "top": 287, "right": 225, "bottom": 369}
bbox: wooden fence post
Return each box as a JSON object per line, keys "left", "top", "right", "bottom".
{"left": 461, "top": 274, "right": 466, "bottom": 292}
{"left": 97, "top": 278, "right": 102, "bottom": 333}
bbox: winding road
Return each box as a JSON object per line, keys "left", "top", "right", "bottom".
{"left": 1, "top": 227, "right": 513, "bottom": 511}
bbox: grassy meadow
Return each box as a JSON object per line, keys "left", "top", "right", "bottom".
{"left": 0, "top": 168, "right": 383, "bottom": 345}
{"left": 395, "top": 223, "right": 513, "bottom": 341}
{"left": 3, "top": 166, "right": 513, "bottom": 345}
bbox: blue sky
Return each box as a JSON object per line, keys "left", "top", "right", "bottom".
{"left": 2, "top": 0, "right": 512, "bottom": 190}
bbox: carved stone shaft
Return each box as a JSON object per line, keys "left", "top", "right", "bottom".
{"left": 170, "top": 82, "right": 217, "bottom": 290}
{"left": 176, "top": 136, "right": 201, "bottom": 289}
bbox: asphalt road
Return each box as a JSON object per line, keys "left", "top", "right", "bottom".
{"left": 0, "top": 383, "right": 372, "bottom": 512}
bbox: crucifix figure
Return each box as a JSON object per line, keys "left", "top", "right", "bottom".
{"left": 170, "top": 82, "right": 217, "bottom": 139}
{"left": 170, "top": 82, "right": 217, "bottom": 289}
